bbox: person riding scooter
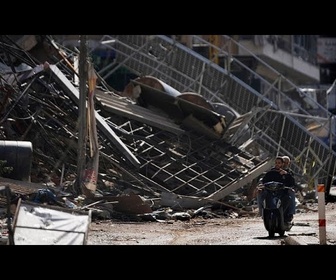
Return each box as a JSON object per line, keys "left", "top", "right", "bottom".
{"left": 257, "top": 156, "right": 296, "bottom": 227}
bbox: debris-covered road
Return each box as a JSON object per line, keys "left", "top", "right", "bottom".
{"left": 87, "top": 202, "right": 336, "bottom": 245}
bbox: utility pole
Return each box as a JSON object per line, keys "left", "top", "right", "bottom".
{"left": 75, "top": 35, "right": 88, "bottom": 194}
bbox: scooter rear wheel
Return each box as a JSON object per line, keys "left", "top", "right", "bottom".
{"left": 278, "top": 230, "right": 285, "bottom": 237}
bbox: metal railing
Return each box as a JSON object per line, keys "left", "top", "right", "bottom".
{"left": 87, "top": 34, "right": 335, "bottom": 188}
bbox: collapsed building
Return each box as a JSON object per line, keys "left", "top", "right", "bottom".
{"left": 0, "top": 35, "right": 334, "bottom": 244}
{"left": 0, "top": 35, "right": 270, "bottom": 205}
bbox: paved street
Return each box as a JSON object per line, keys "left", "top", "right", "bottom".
{"left": 87, "top": 202, "right": 336, "bottom": 246}
{"left": 284, "top": 202, "right": 336, "bottom": 245}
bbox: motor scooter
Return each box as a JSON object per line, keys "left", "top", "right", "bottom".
{"left": 260, "top": 181, "right": 293, "bottom": 237}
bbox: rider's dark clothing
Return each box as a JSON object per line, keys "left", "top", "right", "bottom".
{"left": 258, "top": 167, "right": 296, "bottom": 222}
{"left": 262, "top": 167, "right": 295, "bottom": 188}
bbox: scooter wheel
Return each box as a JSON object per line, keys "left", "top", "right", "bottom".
{"left": 278, "top": 230, "right": 285, "bottom": 237}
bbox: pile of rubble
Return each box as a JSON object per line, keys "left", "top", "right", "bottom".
{"left": 0, "top": 35, "right": 318, "bottom": 244}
